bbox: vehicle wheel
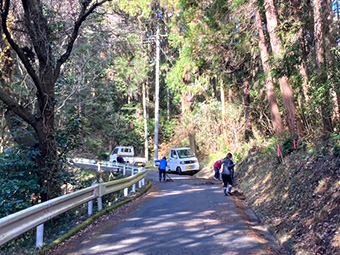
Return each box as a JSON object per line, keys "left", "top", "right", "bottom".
{"left": 176, "top": 167, "right": 182, "bottom": 175}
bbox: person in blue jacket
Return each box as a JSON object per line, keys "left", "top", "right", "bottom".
{"left": 159, "top": 156, "right": 168, "bottom": 182}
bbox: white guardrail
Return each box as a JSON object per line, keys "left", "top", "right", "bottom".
{"left": 0, "top": 160, "right": 147, "bottom": 248}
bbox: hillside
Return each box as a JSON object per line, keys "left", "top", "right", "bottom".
{"left": 197, "top": 142, "right": 340, "bottom": 255}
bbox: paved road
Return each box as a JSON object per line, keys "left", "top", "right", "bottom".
{"left": 61, "top": 171, "right": 284, "bottom": 255}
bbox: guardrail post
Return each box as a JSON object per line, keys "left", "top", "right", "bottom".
{"left": 36, "top": 224, "right": 44, "bottom": 247}
{"left": 88, "top": 183, "right": 97, "bottom": 216}
{"left": 97, "top": 197, "right": 102, "bottom": 211}
{"left": 131, "top": 166, "right": 136, "bottom": 193}
{"left": 88, "top": 200, "right": 93, "bottom": 216}
{"left": 97, "top": 180, "right": 103, "bottom": 211}
{"left": 123, "top": 164, "right": 126, "bottom": 175}
{"left": 138, "top": 167, "right": 142, "bottom": 188}
{"left": 97, "top": 162, "right": 104, "bottom": 182}
{"left": 142, "top": 169, "right": 145, "bottom": 186}
{"left": 140, "top": 167, "right": 145, "bottom": 186}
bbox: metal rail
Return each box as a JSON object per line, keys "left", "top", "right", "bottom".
{"left": 0, "top": 164, "right": 146, "bottom": 247}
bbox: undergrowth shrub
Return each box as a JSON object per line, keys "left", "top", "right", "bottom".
{"left": 0, "top": 148, "right": 41, "bottom": 217}
{"left": 331, "top": 133, "right": 340, "bottom": 157}
{"left": 281, "top": 137, "right": 295, "bottom": 156}
{"left": 333, "top": 143, "right": 340, "bottom": 157}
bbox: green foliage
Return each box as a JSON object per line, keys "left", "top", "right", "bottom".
{"left": 231, "top": 0, "right": 248, "bottom": 8}
{"left": 0, "top": 148, "right": 40, "bottom": 217}
{"left": 281, "top": 137, "right": 295, "bottom": 156}
{"left": 166, "top": 45, "right": 196, "bottom": 93}
{"left": 331, "top": 133, "right": 340, "bottom": 157}
{"left": 159, "top": 117, "right": 177, "bottom": 144}
{"left": 334, "top": 144, "right": 340, "bottom": 157}
{"left": 68, "top": 168, "right": 97, "bottom": 189}
{"left": 117, "top": 0, "right": 152, "bottom": 17}
{"left": 98, "top": 149, "right": 110, "bottom": 161}
{"left": 56, "top": 118, "right": 83, "bottom": 158}
{"left": 270, "top": 43, "right": 302, "bottom": 80}
{"left": 168, "top": 32, "right": 183, "bottom": 48}
{"left": 260, "top": 145, "right": 276, "bottom": 159}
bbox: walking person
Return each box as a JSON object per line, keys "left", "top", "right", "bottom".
{"left": 116, "top": 154, "right": 125, "bottom": 173}
{"left": 159, "top": 156, "right": 167, "bottom": 182}
{"left": 213, "top": 159, "right": 222, "bottom": 180}
{"left": 221, "top": 153, "right": 237, "bottom": 196}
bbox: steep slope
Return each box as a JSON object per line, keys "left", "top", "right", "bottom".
{"left": 235, "top": 145, "right": 340, "bottom": 255}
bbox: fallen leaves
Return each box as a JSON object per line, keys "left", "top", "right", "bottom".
{"left": 236, "top": 151, "right": 340, "bottom": 255}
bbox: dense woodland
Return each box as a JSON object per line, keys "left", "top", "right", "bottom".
{"left": 0, "top": 0, "right": 339, "bottom": 219}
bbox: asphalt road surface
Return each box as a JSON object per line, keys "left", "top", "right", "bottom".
{"left": 56, "top": 171, "right": 286, "bottom": 255}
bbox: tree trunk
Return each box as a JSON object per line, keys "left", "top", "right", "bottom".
{"left": 292, "top": 0, "right": 311, "bottom": 103}
{"left": 35, "top": 65, "right": 60, "bottom": 201}
{"left": 0, "top": 0, "right": 112, "bottom": 201}
{"left": 300, "top": 62, "right": 310, "bottom": 101}
{"left": 228, "top": 87, "right": 233, "bottom": 103}
{"left": 255, "top": 6, "right": 284, "bottom": 135}
{"left": 154, "top": 20, "right": 160, "bottom": 161}
{"left": 167, "top": 88, "right": 170, "bottom": 121}
{"left": 189, "top": 131, "right": 196, "bottom": 154}
{"left": 143, "top": 82, "right": 149, "bottom": 161}
{"left": 264, "top": 0, "right": 304, "bottom": 139}
{"left": 181, "top": 91, "right": 196, "bottom": 153}
{"left": 337, "top": 0, "right": 340, "bottom": 34}
{"left": 243, "top": 78, "right": 253, "bottom": 141}
{"left": 0, "top": 106, "right": 5, "bottom": 153}
{"left": 314, "top": 0, "right": 333, "bottom": 133}
{"left": 35, "top": 120, "right": 59, "bottom": 202}
{"left": 331, "top": 89, "right": 340, "bottom": 124}
{"left": 212, "top": 76, "right": 217, "bottom": 99}
{"left": 324, "top": 0, "right": 340, "bottom": 123}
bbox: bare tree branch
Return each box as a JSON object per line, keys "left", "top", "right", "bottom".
{"left": 1, "top": 0, "right": 42, "bottom": 92}
{"left": 54, "top": 0, "right": 112, "bottom": 81}
{"left": 0, "top": 82, "right": 37, "bottom": 128}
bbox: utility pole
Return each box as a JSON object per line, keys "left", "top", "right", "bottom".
{"left": 154, "top": 17, "right": 160, "bottom": 161}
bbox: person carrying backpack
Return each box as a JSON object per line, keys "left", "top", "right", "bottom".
{"left": 221, "top": 153, "right": 237, "bottom": 196}
{"left": 213, "top": 159, "right": 223, "bottom": 180}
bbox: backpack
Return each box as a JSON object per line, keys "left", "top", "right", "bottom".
{"left": 222, "top": 159, "right": 231, "bottom": 175}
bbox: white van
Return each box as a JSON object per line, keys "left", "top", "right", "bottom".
{"left": 167, "top": 147, "right": 199, "bottom": 174}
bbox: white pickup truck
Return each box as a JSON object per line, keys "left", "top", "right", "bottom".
{"left": 166, "top": 147, "right": 200, "bottom": 174}
{"left": 109, "top": 146, "right": 147, "bottom": 166}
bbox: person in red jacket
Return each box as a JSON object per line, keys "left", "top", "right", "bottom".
{"left": 213, "top": 159, "right": 223, "bottom": 180}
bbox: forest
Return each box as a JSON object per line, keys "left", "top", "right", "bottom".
{"left": 0, "top": 0, "right": 340, "bottom": 253}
